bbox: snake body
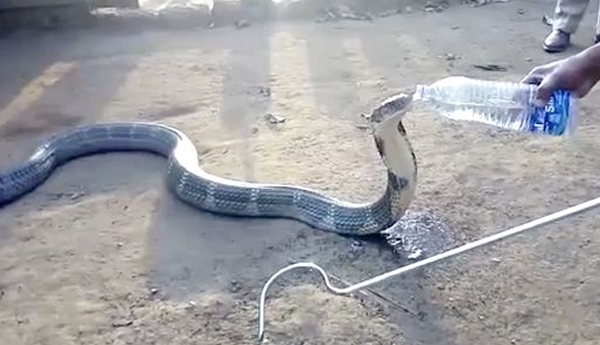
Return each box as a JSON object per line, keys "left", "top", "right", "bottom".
{"left": 0, "top": 94, "right": 416, "bottom": 235}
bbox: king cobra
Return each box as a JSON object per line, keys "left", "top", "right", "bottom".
{"left": 0, "top": 93, "right": 416, "bottom": 235}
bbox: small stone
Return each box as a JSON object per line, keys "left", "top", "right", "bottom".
{"left": 423, "top": 2, "right": 436, "bottom": 12}
{"left": 490, "top": 257, "right": 501, "bottom": 263}
{"left": 444, "top": 53, "right": 458, "bottom": 61}
{"left": 186, "top": 301, "right": 197, "bottom": 310}
{"left": 407, "top": 249, "right": 422, "bottom": 260}
{"left": 111, "top": 319, "right": 133, "bottom": 327}
{"left": 264, "top": 113, "right": 286, "bottom": 124}
{"left": 70, "top": 192, "right": 86, "bottom": 201}
{"left": 150, "top": 288, "right": 159, "bottom": 295}
{"left": 350, "top": 240, "right": 363, "bottom": 250}
{"left": 228, "top": 280, "right": 242, "bottom": 293}
{"left": 116, "top": 242, "right": 124, "bottom": 248}
{"left": 473, "top": 63, "right": 507, "bottom": 72}
{"left": 235, "top": 19, "right": 250, "bottom": 29}
{"left": 259, "top": 86, "right": 271, "bottom": 97}
{"left": 517, "top": 8, "right": 525, "bottom": 14}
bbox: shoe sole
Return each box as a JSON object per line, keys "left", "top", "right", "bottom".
{"left": 543, "top": 43, "right": 568, "bottom": 53}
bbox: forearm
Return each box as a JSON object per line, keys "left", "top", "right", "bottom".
{"left": 574, "top": 43, "right": 600, "bottom": 81}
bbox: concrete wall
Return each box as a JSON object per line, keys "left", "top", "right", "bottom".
{"left": 0, "top": 0, "right": 89, "bottom": 11}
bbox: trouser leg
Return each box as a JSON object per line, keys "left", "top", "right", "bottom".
{"left": 552, "top": 0, "right": 590, "bottom": 33}
{"left": 595, "top": 0, "right": 600, "bottom": 36}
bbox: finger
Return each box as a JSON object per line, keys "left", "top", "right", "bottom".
{"left": 521, "top": 67, "right": 547, "bottom": 84}
{"left": 533, "top": 76, "right": 556, "bottom": 106}
{"left": 521, "top": 73, "right": 544, "bottom": 85}
{"left": 525, "top": 75, "right": 544, "bottom": 86}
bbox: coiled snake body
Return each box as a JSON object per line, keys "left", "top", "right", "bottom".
{"left": 0, "top": 94, "right": 416, "bottom": 235}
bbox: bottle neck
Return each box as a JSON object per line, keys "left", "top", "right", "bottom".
{"left": 413, "top": 84, "right": 428, "bottom": 101}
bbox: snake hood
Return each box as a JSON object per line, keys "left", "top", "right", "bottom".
{"left": 365, "top": 92, "right": 417, "bottom": 224}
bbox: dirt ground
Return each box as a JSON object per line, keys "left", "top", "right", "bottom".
{"left": 3, "top": 0, "right": 600, "bottom": 344}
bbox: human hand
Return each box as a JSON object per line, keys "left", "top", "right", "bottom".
{"left": 521, "top": 54, "right": 600, "bottom": 106}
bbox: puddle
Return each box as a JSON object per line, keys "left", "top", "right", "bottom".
{"left": 382, "top": 209, "right": 460, "bottom": 260}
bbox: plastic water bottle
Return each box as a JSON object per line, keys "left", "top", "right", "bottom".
{"left": 412, "top": 76, "right": 579, "bottom": 136}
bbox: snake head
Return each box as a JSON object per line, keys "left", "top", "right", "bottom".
{"left": 363, "top": 93, "right": 413, "bottom": 126}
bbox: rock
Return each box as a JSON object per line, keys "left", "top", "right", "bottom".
{"left": 111, "top": 319, "right": 133, "bottom": 327}
{"left": 235, "top": 18, "right": 250, "bottom": 28}
{"left": 264, "top": 113, "right": 286, "bottom": 124}
{"left": 158, "top": 1, "right": 212, "bottom": 29}
{"left": 274, "top": 0, "right": 325, "bottom": 20}
{"left": 542, "top": 14, "right": 553, "bottom": 26}
{"left": 91, "top": 0, "right": 140, "bottom": 9}
{"left": 186, "top": 301, "right": 197, "bottom": 310}
{"left": 93, "top": 8, "right": 160, "bottom": 31}
{"left": 275, "top": 0, "right": 371, "bottom": 22}
{"left": 473, "top": 63, "right": 507, "bottom": 71}
{"left": 350, "top": 240, "right": 363, "bottom": 250}
{"left": 378, "top": 8, "right": 401, "bottom": 17}
{"left": 443, "top": 53, "right": 459, "bottom": 61}
{"left": 228, "top": 280, "right": 242, "bottom": 293}
{"left": 212, "top": 0, "right": 271, "bottom": 26}
{"left": 212, "top": 0, "right": 245, "bottom": 26}
{"left": 423, "top": 1, "right": 449, "bottom": 12}
{"left": 258, "top": 86, "right": 271, "bottom": 97}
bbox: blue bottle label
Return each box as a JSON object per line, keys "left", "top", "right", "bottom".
{"left": 529, "top": 89, "right": 572, "bottom": 136}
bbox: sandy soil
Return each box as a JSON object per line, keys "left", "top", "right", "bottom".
{"left": 3, "top": 0, "right": 600, "bottom": 344}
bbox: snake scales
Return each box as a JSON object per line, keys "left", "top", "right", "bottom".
{"left": 0, "top": 94, "right": 416, "bottom": 235}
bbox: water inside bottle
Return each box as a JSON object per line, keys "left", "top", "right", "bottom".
{"left": 413, "top": 77, "right": 539, "bottom": 132}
